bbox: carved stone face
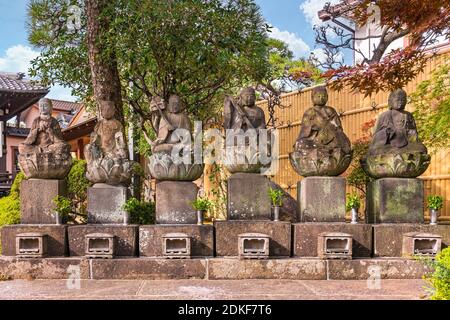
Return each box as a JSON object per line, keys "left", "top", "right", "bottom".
{"left": 167, "top": 95, "right": 184, "bottom": 113}
{"left": 312, "top": 87, "right": 328, "bottom": 107}
{"left": 38, "top": 98, "right": 53, "bottom": 116}
{"left": 388, "top": 89, "right": 407, "bottom": 111}
{"left": 240, "top": 88, "right": 256, "bottom": 107}
{"left": 99, "top": 101, "right": 116, "bottom": 120}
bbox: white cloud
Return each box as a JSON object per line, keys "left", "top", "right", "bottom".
{"left": 300, "top": 0, "right": 341, "bottom": 28}
{"left": 0, "top": 45, "right": 76, "bottom": 102}
{"left": 269, "top": 27, "right": 310, "bottom": 58}
{"left": 0, "top": 45, "right": 39, "bottom": 74}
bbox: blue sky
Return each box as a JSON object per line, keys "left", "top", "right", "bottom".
{"left": 0, "top": 0, "right": 337, "bottom": 101}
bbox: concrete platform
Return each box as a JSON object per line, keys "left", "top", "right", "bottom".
{"left": 0, "top": 279, "right": 429, "bottom": 300}
{"left": 293, "top": 223, "right": 372, "bottom": 257}
{"left": 373, "top": 224, "right": 450, "bottom": 257}
{"left": 139, "top": 225, "right": 214, "bottom": 257}
{"left": 0, "top": 256, "right": 432, "bottom": 280}
{"left": 214, "top": 221, "right": 291, "bottom": 257}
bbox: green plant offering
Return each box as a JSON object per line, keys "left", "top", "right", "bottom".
{"left": 346, "top": 193, "right": 361, "bottom": 211}
{"left": 268, "top": 187, "right": 283, "bottom": 207}
{"left": 122, "top": 198, "right": 155, "bottom": 225}
{"left": 427, "top": 195, "right": 444, "bottom": 211}
{"left": 52, "top": 196, "right": 72, "bottom": 217}
{"left": 422, "top": 247, "right": 450, "bottom": 300}
{"left": 191, "top": 198, "right": 213, "bottom": 212}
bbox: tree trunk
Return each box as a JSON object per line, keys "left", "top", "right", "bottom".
{"left": 86, "top": 0, "right": 124, "bottom": 122}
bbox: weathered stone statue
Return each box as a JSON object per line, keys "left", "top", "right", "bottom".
{"left": 84, "top": 100, "right": 133, "bottom": 185}
{"left": 148, "top": 94, "right": 204, "bottom": 182}
{"left": 361, "top": 88, "right": 430, "bottom": 178}
{"left": 290, "top": 86, "right": 352, "bottom": 177}
{"left": 223, "top": 87, "right": 270, "bottom": 173}
{"left": 18, "top": 98, "right": 72, "bottom": 179}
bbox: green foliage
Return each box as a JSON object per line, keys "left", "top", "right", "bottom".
{"left": 346, "top": 120, "right": 376, "bottom": 195}
{"left": 412, "top": 59, "right": 450, "bottom": 152}
{"left": 346, "top": 193, "right": 361, "bottom": 211}
{"left": 28, "top": 0, "right": 271, "bottom": 122}
{"left": 191, "top": 198, "right": 213, "bottom": 212}
{"left": 0, "top": 172, "right": 26, "bottom": 227}
{"left": 427, "top": 195, "right": 444, "bottom": 211}
{"left": 268, "top": 187, "right": 283, "bottom": 207}
{"left": 423, "top": 247, "right": 450, "bottom": 300}
{"left": 122, "top": 197, "right": 155, "bottom": 225}
{"left": 64, "top": 159, "right": 92, "bottom": 222}
{"left": 52, "top": 196, "right": 72, "bottom": 217}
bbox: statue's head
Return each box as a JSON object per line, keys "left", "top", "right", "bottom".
{"left": 167, "top": 94, "right": 184, "bottom": 113}
{"left": 312, "top": 86, "right": 328, "bottom": 106}
{"left": 388, "top": 89, "right": 407, "bottom": 111}
{"left": 38, "top": 98, "right": 53, "bottom": 116}
{"left": 99, "top": 100, "right": 116, "bottom": 120}
{"left": 240, "top": 87, "right": 256, "bottom": 107}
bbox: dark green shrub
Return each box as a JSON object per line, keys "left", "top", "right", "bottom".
{"left": 122, "top": 197, "right": 155, "bottom": 225}
{"left": 424, "top": 247, "right": 450, "bottom": 300}
{"left": 0, "top": 172, "right": 26, "bottom": 226}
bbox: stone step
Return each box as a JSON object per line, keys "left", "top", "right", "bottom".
{"left": 0, "top": 256, "right": 432, "bottom": 281}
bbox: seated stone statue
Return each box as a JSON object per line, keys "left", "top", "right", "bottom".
{"left": 223, "top": 87, "right": 270, "bottom": 173}
{"left": 290, "top": 86, "right": 352, "bottom": 176}
{"left": 18, "top": 98, "right": 72, "bottom": 179}
{"left": 148, "top": 94, "right": 203, "bottom": 181}
{"left": 84, "top": 100, "right": 133, "bottom": 185}
{"left": 151, "top": 94, "right": 192, "bottom": 154}
{"left": 362, "top": 88, "right": 430, "bottom": 178}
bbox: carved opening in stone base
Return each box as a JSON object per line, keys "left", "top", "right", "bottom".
{"left": 318, "top": 232, "right": 353, "bottom": 260}
{"left": 238, "top": 233, "right": 270, "bottom": 259}
{"left": 85, "top": 233, "right": 115, "bottom": 259}
{"left": 16, "top": 233, "right": 47, "bottom": 258}
{"left": 402, "top": 232, "right": 442, "bottom": 259}
{"left": 326, "top": 238, "right": 350, "bottom": 254}
{"left": 162, "top": 233, "right": 191, "bottom": 259}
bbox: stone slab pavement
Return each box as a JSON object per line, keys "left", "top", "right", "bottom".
{"left": 0, "top": 279, "right": 431, "bottom": 300}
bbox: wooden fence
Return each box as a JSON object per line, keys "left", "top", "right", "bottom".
{"left": 257, "top": 50, "right": 449, "bottom": 223}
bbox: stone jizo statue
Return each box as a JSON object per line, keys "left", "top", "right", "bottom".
{"left": 151, "top": 94, "right": 191, "bottom": 154}
{"left": 362, "top": 88, "right": 430, "bottom": 178}
{"left": 18, "top": 98, "right": 72, "bottom": 179}
{"left": 224, "top": 87, "right": 266, "bottom": 132}
{"left": 84, "top": 100, "right": 133, "bottom": 185}
{"left": 147, "top": 94, "right": 203, "bottom": 181}
{"left": 290, "top": 86, "right": 352, "bottom": 176}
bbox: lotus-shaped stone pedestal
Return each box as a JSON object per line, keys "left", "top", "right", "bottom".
{"left": 19, "top": 152, "right": 72, "bottom": 180}
{"left": 289, "top": 147, "right": 351, "bottom": 177}
{"left": 148, "top": 152, "right": 204, "bottom": 181}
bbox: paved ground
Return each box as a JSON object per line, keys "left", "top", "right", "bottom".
{"left": 0, "top": 279, "right": 430, "bottom": 300}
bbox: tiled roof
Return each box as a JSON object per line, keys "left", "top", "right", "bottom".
{"left": 51, "top": 99, "right": 82, "bottom": 112}
{"left": 0, "top": 72, "right": 49, "bottom": 93}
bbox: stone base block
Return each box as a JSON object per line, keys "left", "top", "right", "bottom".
{"left": 367, "top": 178, "right": 424, "bottom": 223}
{"left": 327, "top": 258, "right": 432, "bottom": 280}
{"left": 91, "top": 258, "right": 206, "bottom": 280}
{"left": 293, "top": 223, "right": 372, "bottom": 257}
{"left": 208, "top": 258, "right": 326, "bottom": 280}
{"left": 87, "top": 184, "right": 129, "bottom": 224}
{"left": 156, "top": 181, "right": 198, "bottom": 224}
{"left": 0, "top": 257, "right": 90, "bottom": 280}
{"left": 1, "top": 225, "right": 67, "bottom": 257}
{"left": 227, "top": 173, "right": 271, "bottom": 220}
{"left": 139, "top": 225, "right": 214, "bottom": 257}
{"left": 68, "top": 225, "right": 138, "bottom": 257}
{"left": 373, "top": 224, "right": 450, "bottom": 257}
{"left": 298, "top": 177, "right": 346, "bottom": 222}
{"left": 21, "top": 179, "right": 66, "bottom": 224}
{"left": 214, "top": 221, "right": 291, "bottom": 257}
